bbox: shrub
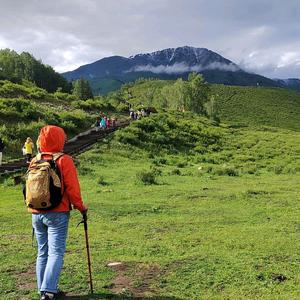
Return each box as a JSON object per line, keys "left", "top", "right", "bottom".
{"left": 78, "top": 166, "right": 94, "bottom": 176}
{"left": 97, "top": 176, "right": 108, "bottom": 186}
{"left": 170, "top": 168, "right": 181, "bottom": 175}
{"left": 176, "top": 161, "right": 188, "bottom": 168}
{"left": 137, "top": 170, "right": 157, "bottom": 185}
{"left": 150, "top": 166, "right": 163, "bottom": 176}
{"left": 152, "top": 157, "right": 168, "bottom": 165}
{"left": 212, "top": 165, "right": 239, "bottom": 176}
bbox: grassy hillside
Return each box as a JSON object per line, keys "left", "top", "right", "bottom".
{"left": 117, "top": 79, "right": 300, "bottom": 131}
{"left": 0, "top": 80, "right": 121, "bottom": 160}
{"left": 211, "top": 85, "right": 300, "bottom": 131}
{"left": 1, "top": 113, "right": 299, "bottom": 299}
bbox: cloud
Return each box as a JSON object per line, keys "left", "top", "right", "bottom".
{"left": 129, "top": 62, "right": 240, "bottom": 74}
{"left": 239, "top": 48, "right": 300, "bottom": 78}
{"left": 0, "top": 0, "right": 299, "bottom": 78}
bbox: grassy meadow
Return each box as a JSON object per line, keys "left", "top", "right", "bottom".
{"left": 1, "top": 113, "right": 299, "bottom": 299}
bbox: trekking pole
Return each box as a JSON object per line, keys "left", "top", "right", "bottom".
{"left": 77, "top": 213, "right": 94, "bottom": 294}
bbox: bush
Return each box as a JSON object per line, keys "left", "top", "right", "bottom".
{"left": 152, "top": 157, "right": 168, "bottom": 165}
{"left": 176, "top": 161, "right": 188, "bottom": 168}
{"left": 137, "top": 170, "right": 157, "bottom": 185}
{"left": 115, "top": 112, "right": 223, "bottom": 154}
{"left": 150, "top": 166, "right": 163, "bottom": 176}
{"left": 212, "top": 165, "right": 240, "bottom": 176}
{"left": 97, "top": 176, "right": 108, "bottom": 186}
{"left": 170, "top": 168, "right": 181, "bottom": 175}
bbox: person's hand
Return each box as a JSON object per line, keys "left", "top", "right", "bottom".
{"left": 81, "top": 208, "right": 88, "bottom": 222}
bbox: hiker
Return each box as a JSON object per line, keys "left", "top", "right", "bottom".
{"left": 129, "top": 109, "right": 134, "bottom": 120}
{"left": 28, "top": 125, "right": 87, "bottom": 300}
{"left": 111, "top": 117, "right": 116, "bottom": 127}
{"left": 100, "top": 117, "right": 106, "bottom": 129}
{"left": 137, "top": 110, "right": 142, "bottom": 120}
{"left": 23, "top": 137, "right": 35, "bottom": 163}
{"left": 94, "top": 118, "right": 101, "bottom": 132}
{"left": 0, "top": 137, "right": 4, "bottom": 166}
{"left": 141, "top": 108, "right": 146, "bottom": 117}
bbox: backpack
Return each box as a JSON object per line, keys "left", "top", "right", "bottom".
{"left": 24, "top": 152, "right": 64, "bottom": 210}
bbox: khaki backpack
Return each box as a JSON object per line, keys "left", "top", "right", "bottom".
{"left": 24, "top": 152, "right": 64, "bottom": 210}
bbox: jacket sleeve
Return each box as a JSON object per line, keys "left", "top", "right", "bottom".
{"left": 60, "top": 155, "right": 86, "bottom": 212}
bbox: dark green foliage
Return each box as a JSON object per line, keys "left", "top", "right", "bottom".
{"left": 0, "top": 80, "right": 73, "bottom": 102}
{"left": 116, "top": 112, "right": 222, "bottom": 154}
{"left": 137, "top": 170, "right": 157, "bottom": 185}
{"left": 170, "top": 168, "right": 182, "bottom": 175}
{"left": 72, "top": 78, "right": 94, "bottom": 100}
{"left": 212, "top": 164, "right": 240, "bottom": 176}
{"left": 71, "top": 97, "right": 115, "bottom": 112}
{"left": 0, "top": 96, "right": 93, "bottom": 157}
{"left": 111, "top": 78, "right": 300, "bottom": 131}
{"left": 0, "top": 49, "right": 71, "bottom": 92}
{"left": 97, "top": 176, "right": 108, "bottom": 186}
{"left": 109, "top": 73, "right": 211, "bottom": 114}
{"left": 185, "top": 72, "right": 211, "bottom": 114}
{"left": 0, "top": 98, "right": 43, "bottom": 122}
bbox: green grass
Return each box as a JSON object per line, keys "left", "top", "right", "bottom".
{"left": 211, "top": 84, "right": 300, "bottom": 131}
{"left": 1, "top": 121, "right": 299, "bottom": 299}
{"left": 115, "top": 79, "right": 300, "bottom": 131}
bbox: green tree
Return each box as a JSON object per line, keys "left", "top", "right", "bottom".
{"left": 205, "top": 95, "right": 220, "bottom": 124}
{"left": 72, "top": 78, "right": 94, "bottom": 100}
{"left": 185, "top": 72, "right": 211, "bottom": 114}
{"left": 0, "top": 48, "right": 71, "bottom": 93}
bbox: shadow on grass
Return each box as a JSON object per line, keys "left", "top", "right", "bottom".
{"left": 62, "top": 293, "right": 181, "bottom": 300}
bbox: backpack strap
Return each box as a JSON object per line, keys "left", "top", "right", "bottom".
{"left": 52, "top": 152, "right": 64, "bottom": 161}
{"left": 38, "top": 152, "right": 64, "bottom": 161}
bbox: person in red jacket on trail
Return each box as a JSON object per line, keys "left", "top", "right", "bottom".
{"left": 29, "top": 125, "right": 87, "bottom": 300}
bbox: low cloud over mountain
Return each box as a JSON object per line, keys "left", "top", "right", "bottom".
{"left": 63, "top": 46, "right": 293, "bottom": 94}
{"left": 129, "top": 62, "right": 240, "bottom": 74}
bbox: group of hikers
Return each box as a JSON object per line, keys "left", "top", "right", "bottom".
{"left": 94, "top": 113, "right": 117, "bottom": 131}
{"left": 129, "top": 108, "right": 151, "bottom": 120}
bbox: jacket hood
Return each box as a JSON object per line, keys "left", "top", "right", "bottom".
{"left": 38, "top": 125, "right": 66, "bottom": 153}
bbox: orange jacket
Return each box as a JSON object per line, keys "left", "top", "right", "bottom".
{"left": 28, "top": 125, "right": 86, "bottom": 213}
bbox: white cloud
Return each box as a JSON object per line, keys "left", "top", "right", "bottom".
{"left": 0, "top": 0, "right": 299, "bottom": 77}
{"left": 128, "top": 62, "right": 240, "bottom": 74}
{"left": 239, "top": 48, "right": 300, "bottom": 78}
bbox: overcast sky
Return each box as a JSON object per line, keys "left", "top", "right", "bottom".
{"left": 0, "top": 0, "right": 299, "bottom": 78}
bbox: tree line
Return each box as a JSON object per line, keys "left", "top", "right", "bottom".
{"left": 0, "top": 49, "right": 71, "bottom": 93}
{"left": 119, "top": 73, "right": 220, "bottom": 122}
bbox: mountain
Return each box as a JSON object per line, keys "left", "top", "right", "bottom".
{"left": 62, "top": 46, "right": 286, "bottom": 94}
{"left": 274, "top": 78, "right": 300, "bottom": 91}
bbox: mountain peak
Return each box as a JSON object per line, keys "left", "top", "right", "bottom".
{"left": 130, "top": 46, "right": 210, "bottom": 62}
{"left": 62, "top": 46, "right": 289, "bottom": 94}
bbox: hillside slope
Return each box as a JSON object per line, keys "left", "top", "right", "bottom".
{"left": 212, "top": 85, "right": 300, "bottom": 131}
{"left": 117, "top": 79, "right": 300, "bottom": 131}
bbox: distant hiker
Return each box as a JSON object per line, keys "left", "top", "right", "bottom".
{"left": 94, "top": 118, "right": 101, "bottom": 132}
{"left": 26, "top": 125, "right": 87, "bottom": 300}
{"left": 141, "top": 108, "right": 146, "bottom": 117}
{"left": 100, "top": 117, "right": 106, "bottom": 129}
{"left": 130, "top": 110, "right": 134, "bottom": 119}
{"left": 0, "top": 137, "right": 4, "bottom": 166}
{"left": 111, "top": 117, "right": 116, "bottom": 127}
{"left": 137, "top": 110, "right": 142, "bottom": 120}
{"left": 23, "top": 137, "right": 35, "bottom": 163}
{"left": 107, "top": 117, "right": 111, "bottom": 128}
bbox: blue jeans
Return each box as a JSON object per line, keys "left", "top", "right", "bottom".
{"left": 32, "top": 212, "right": 70, "bottom": 293}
